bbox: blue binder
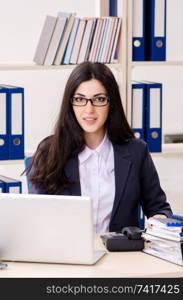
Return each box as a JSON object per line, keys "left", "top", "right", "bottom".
{"left": 109, "top": 0, "right": 117, "bottom": 16}
{"left": 109, "top": 0, "right": 118, "bottom": 60}
{"left": 132, "top": 0, "right": 146, "bottom": 61}
{"left": 146, "top": 0, "right": 166, "bottom": 61}
{"left": 0, "top": 181, "right": 5, "bottom": 192}
{"left": 0, "top": 86, "right": 9, "bottom": 160}
{"left": 0, "top": 175, "right": 22, "bottom": 193}
{"left": 137, "top": 205, "right": 145, "bottom": 230}
{"left": 143, "top": 81, "right": 162, "bottom": 152}
{"left": 1, "top": 85, "right": 24, "bottom": 160}
{"left": 131, "top": 81, "right": 146, "bottom": 140}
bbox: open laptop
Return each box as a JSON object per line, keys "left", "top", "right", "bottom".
{"left": 0, "top": 193, "right": 106, "bottom": 265}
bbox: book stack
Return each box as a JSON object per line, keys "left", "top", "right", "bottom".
{"left": 142, "top": 217, "right": 183, "bottom": 266}
{"left": 33, "top": 12, "right": 122, "bottom": 65}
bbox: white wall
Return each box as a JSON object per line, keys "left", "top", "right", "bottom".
{"left": 133, "top": 0, "right": 183, "bottom": 136}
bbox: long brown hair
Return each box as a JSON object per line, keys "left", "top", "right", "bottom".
{"left": 27, "top": 62, "right": 134, "bottom": 193}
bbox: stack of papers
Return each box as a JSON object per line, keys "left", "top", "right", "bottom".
{"left": 142, "top": 217, "right": 183, "bottom": 266}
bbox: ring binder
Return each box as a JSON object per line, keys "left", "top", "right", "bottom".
{"left": 146, "top": 0, "right": 167, "bottom": 61}
{"left": 132, "top": 0, "right": 146, "bottom": 61}
{"left": 1, "top": 85, "right": 24, "bottom": 160}
{"left": 0, "top": 175, "right": 22, "bottom": 193}
{"left": 131, "top": 81, "right": 146, "bottom": 140}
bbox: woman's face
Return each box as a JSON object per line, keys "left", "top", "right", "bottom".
{"left": 72, "top": 79, "right": 110, "bottom": 138}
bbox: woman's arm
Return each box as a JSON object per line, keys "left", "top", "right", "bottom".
{"left": 140, "top": 143, "right": 172, "bottom": 218}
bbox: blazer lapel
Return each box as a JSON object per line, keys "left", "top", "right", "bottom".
{"left": 64, "top": 156, "right": 81, "bottom": 196}
{"left": 110, "top": 143, "right": 132, "bottom": 221}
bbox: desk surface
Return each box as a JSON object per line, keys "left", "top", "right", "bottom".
{"left": 0, "top": 236, "right": 182, "bottom": 278}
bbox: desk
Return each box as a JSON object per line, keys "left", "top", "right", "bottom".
{"left": 0, "top": 236, "right": 182, "bottom": 278}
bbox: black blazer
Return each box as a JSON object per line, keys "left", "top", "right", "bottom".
{"left": 30, "top": 138, "right": 172, "bottom": 232}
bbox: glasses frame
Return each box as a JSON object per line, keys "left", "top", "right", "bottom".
{"left": 71, "top": 96, "right": 110, "bottom": 107}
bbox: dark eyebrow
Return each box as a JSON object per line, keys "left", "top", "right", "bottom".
{"left": 74, "top": 93, "right": 107, "bottom": 97}
{"left": 93, "top": 93, "right": 107, "bottom": 97}
{"left": 74, "top": 93, "right": 85, "bottom": 96}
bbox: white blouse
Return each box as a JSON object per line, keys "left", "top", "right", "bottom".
{"left": 78, "top": 134, "right": 115, "bottom": 233}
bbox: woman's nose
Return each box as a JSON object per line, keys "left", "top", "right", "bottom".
{"left": 84, "top": 100, "right": 95, "bottom": 112}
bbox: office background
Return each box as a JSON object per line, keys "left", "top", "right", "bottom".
{"left": 0, "top": 0, "right": 182, "bottom": 214}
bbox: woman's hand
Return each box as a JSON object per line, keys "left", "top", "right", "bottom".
{"left": 149, "top": 214, "right": 167, "bottom": 219}
{"left": 146, "top": 214, "right": 167, "bottom": 229}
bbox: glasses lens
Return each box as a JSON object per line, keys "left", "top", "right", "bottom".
{"left": 72, "top": 96, "right": 86, "bottom": 106}
{"left": 92, "top": 96, "right": 109, "bottom": 106}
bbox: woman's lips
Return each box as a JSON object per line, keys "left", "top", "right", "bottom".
{"left": 83, "top": 117, "right": 97, "bottom": 125}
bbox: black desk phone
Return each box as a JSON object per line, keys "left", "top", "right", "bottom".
{"left": 100, "top": 226, "right": 144, "bottom": 251}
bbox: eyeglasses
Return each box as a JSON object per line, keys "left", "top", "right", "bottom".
{"left": 71, "top": 96, "right": 110, "bottom": 107}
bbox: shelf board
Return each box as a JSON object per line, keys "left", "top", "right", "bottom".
{"left": 0, "top": 152, "right": 33, "bottom": 165}
{"left": 131, "top": 61, "right": 183, "bottom": 67}
{"left": 0, "top": 159, "right": 24, "bottom": 165}
{"left": 152, "top": 143, "right": 183, "bottom": 157}
{"left": 0, "top": 61, "right": 121, "bottom": 71}
{"left": 0, "top": 62, "right": 76, "bottom": 71}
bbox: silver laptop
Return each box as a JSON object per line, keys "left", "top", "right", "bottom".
{"left": 0, "top": 193, "right": 106, "bottom": 265}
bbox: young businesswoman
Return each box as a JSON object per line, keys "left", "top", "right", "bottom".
{"left": 27, "top": 62, "right": 172, "bottom": 233}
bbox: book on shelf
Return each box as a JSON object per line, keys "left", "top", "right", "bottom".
{"left": 106, "top": 17, "right": 119, "bottom": 63}
{"left": 33, "top": 12, "right": 122, "bottom": 65}
{"left": 110, "top": 17, "right": 122, "bottom": 63}
{"left": 54, "top": 12, "right": 76, "bottom": 65}
{"left": 44, "top": 16, "right": 67, "bottom": 65}
{"left": 33, "top": 15, "right": 57, "bottom": 65}
{"left": 98, "top": 17, "right": 110, "bottom": 62}
{"left": 94, "top": 18, "right": 108, "bottom": 62}
{"left": 142, "top": 217, "right": 183, "bottom": 266}
{"left": 100, "top": 17, "right": 115, "bottom": 63}
{"left": 77, "top": 18, "right": 96, "bottom": 64}
{"left": 69, "top": 18, "right": 86, "bottom": 64}
{"left": 88, "top": 18, "right": 103, "bottom": 62}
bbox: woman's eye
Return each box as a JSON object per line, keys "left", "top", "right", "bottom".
{"left": 75, "top": 97, "right": 84, "bottom": 102}
{"left": 94, "top": 97, "right": 106, "bottom": 102}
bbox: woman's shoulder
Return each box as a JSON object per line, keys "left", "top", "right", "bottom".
{"left": 126, "top": 137, "right": 147, "bottom": 149}
{"left": 124, "top": 138, "right": 150, "bottom": 165}
{"left": 115, "top": 138, "right": 149, "bottom": 160}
